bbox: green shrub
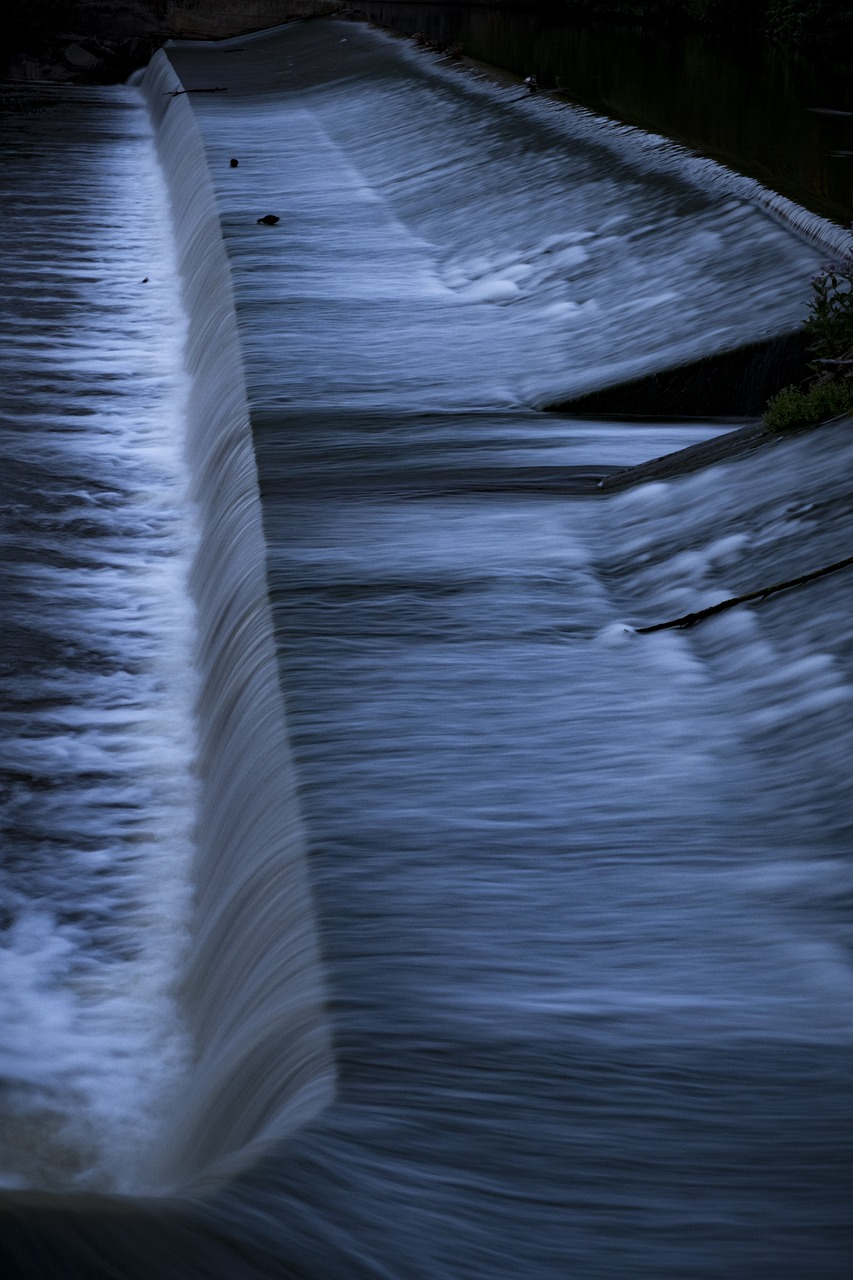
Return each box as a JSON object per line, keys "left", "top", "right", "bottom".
{"left": 805, "top": 256, "right": 853, "bottom": 365}
{"left": 763, "top": 380, "right": 853, "bottom": 431}
{"left": 763, "top": 247, "right": 853, "bottom": 430}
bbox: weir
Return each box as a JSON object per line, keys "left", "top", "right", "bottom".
{"left": 137, "top": 51, "right": 335, "bottom": 1187}
{"left": 2, "top": 16, "right": 853, "bottom": 1278}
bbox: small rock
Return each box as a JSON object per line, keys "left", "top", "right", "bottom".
{"left": 64, "top": 43, "right": 101, "bottom": 70}
{"left": 230, "top": 158, "right": 239, "bottom": 167}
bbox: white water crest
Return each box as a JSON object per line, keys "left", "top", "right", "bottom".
{"left": 139, "top": 52, "right": 335, "bottom": 1190}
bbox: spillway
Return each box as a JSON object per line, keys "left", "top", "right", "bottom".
{"left": 2, "top": 17, "right": 852, "bottom": 1279}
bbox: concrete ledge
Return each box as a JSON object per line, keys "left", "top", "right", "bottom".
{"left": 596, "top": 412, "right": 852, "bottom": 492}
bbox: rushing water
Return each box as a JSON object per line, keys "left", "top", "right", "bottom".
{"left": 0, "top": 84, "right": 199, "bottom": 1194}
{"left": 2, "top": 16, "right": 853, "bottom": 1279}
{"left": 355, "top": 1, "right": 853, "bottom": 226}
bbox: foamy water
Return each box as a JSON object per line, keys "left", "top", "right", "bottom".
{"left": 0, "top": 85, "right": 198, "bottom": 1192}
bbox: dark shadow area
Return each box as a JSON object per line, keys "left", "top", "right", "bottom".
{"left": 0, "top": 1195, "right": 243, "bottom": 1280}
{"left": 547, "top": 330, "right": 809, "bottom": 417}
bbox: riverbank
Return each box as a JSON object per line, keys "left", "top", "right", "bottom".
{"left": 536, "top": 0, "right": 853, "bottom": 56}
{"left": 2, "top": 2, "right": 338, "bottom": 83}
{"left": 7, "top": 0, "right": 853, "bottom": 82}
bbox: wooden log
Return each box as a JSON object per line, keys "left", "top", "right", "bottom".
{"left": 635, "top": 554, "right": 853, "bottom": 633}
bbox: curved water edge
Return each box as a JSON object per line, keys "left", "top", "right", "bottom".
{"left": 197, "top": 14, "right": 853, "bottom": 265}
{"left": 163, "top": 17, "right": 851, "bottom": 426}
{"left": 350, "top": 3, "right": 853, "bottom": 228}
{"left": 136, "top": 52, "right": 335, "bottom": 1189}
{"left": 395, "top": 23, "right": 853, "bottom": 263}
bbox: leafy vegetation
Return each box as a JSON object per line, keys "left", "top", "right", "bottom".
{"left": 763, "top": 380, "right": 853, "bottom": 431}
{"left": 764, "top": 252, "right": 853, "bottom": 431}
{"left": 804, "top": 257, "right": 853, "bottom": 364}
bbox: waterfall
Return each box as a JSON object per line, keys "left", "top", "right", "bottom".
{"left": 137, "top": 52, "right": 334, "bottom": 1189}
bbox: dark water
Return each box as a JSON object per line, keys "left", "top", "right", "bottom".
{"left": 3, "top": 16, "right": 853, "bottom": 1279}
{"left": 357, "top": 2, "right": 853, "bottom": 225}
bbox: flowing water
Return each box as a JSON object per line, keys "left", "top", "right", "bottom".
{"left": 2, "top": 16, "right": 853, "bottom": 1279}
{"left": 0, "top": 84, "right": 198, "bottom": 1193}
{"left": 354, "top": 1, "right": 853, "bottom": 225}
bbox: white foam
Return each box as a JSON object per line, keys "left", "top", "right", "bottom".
{"left": 0, "top": 85, "right": 200, "bottom": 1193}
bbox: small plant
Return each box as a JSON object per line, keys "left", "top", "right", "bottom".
{"left": 804, "top": 254, "right": 853, "bottom": 367}
{"left": 764, "top": 380, "right": 853, "bottom": 432}
{"left": 763, "top": 239, "right": 853, "bottom": 431}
